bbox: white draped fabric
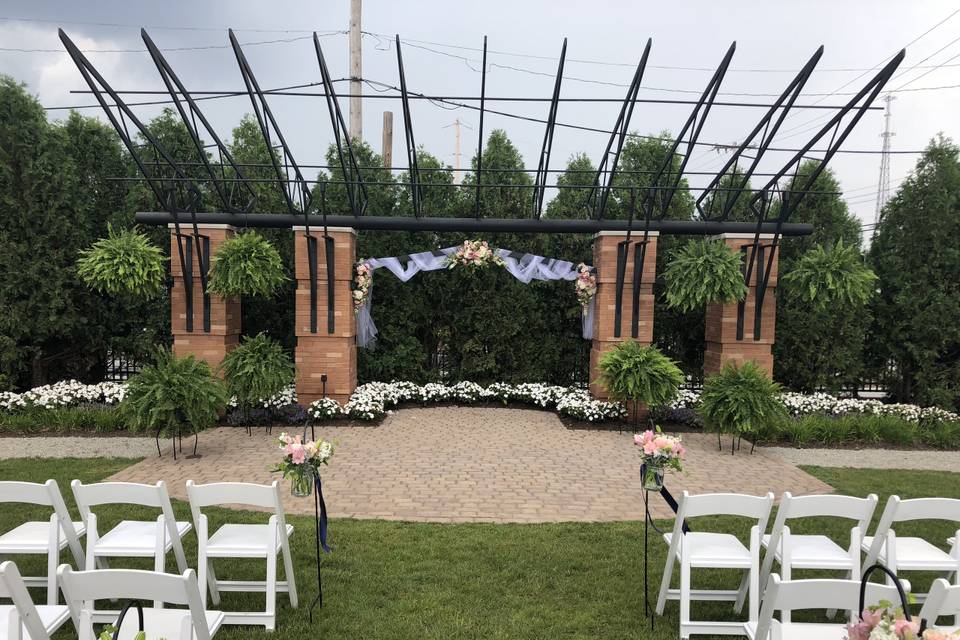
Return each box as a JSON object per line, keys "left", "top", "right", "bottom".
{"left": 356, "top": 246, "right": 596, "bottom": 348}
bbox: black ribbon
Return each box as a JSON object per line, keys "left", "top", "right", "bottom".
{"left": 309, "top": 471, "right": 331, "bottom": 624}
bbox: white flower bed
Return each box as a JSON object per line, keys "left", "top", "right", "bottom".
{"left": 227, "top": 385, "right": 298, "bottom": 409}
{"left": 0, "top": 380, "right": 126, "bottom": 411}
{"left": 309, "top": 381, "right": 627, "bottom": 423}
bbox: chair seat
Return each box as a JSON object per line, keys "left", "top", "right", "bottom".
{"left": 206, "top": 523, "right": 294, "bottom": 558}
{"left": 762, "top": 534, "right": 854, "bottom": 569}
{"left": 665, "top": 532, "right": 751, "bottom": 568}
{"left": 94, "top": 520, "right": 192, "bottom": 556}
{"left": 0, "top": 521, "right": 85, "bottom": 553}
{"left": 862, "top": 536, "right": 959, "bottom": 571}
{"left": 0, "top": 604, "right": 71, "bottom": 639}
{"left": 111, "top": 608, "right": 224, "bottom": 640}
{"left": 746, "top": 620, "right": 848, "bottom": 639}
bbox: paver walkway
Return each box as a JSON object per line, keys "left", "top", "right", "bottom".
{"left": 105, "top": 407, "right": 832, "bottom": 522}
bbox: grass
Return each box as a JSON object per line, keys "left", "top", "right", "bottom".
{"left": 1, "top": 458, "right": 958, "bottom": 639}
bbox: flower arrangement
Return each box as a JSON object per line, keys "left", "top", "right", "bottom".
{"left": 634, "top": 428, "right": 685, "bottom": 491}
{"left": 273, "top": 432, "right": 334, "bottom": 497}
{"left": 353, "top": 262, "right": 373, "bottom": 311}
{"left": 574, "top": 263, "right": 597, "bottom": 310}
{"left": 844, "top": 600, "right": 946, "bottom": 640}
{"left": 446, "top": 240, "right": 505, "bottom": 269}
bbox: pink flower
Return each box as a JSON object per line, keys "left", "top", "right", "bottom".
{"left": 290, "top": 444, "right": 306, "bottom": 465}
{"left": 894, "top": 618, "right": 919, "bottom": 637}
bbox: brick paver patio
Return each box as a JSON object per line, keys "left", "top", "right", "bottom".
{"left": 106, "top": 407, "right": 833, "bottom": 522}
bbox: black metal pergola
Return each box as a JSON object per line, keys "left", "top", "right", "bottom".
{"left": 58, "top": 28, "right": 904, "bottom": 339}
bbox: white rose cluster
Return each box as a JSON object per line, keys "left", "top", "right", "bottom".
{"left": 308, "top": 381, "right": 626, "bottom": 423}
{"left": 0, "top": 380, "right": 126, "bottom": 411}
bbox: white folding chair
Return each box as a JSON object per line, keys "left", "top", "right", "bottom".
{"left": 918, "top": 578, "right": 960, "bottom": 633}
{"left": 58, "top": 565, "right": 223, "bottom": 640}
{"left": 0, "top": 480, "right": 85, "bottom": 605}
{"left": 0, "top": 561, "right": 71, "bottom": 640}
{"left": 71, "top": 480, "right": 191, "bottom": 619}
{"left": 186, "top": 481, "right": 297, "bottom": 630}
{"left": 760, "top": 492, "right": 878, "bottom": 622}
{"left": 746, "top": 574, "right": 908, "bottom": 640}
{"left": 656, "top": 491, "right": 775, "bottom": 639}
{"left": 863, "top": 496, "right": 960, "bottom": 603}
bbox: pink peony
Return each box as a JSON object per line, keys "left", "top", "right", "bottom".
{"left": 289, "top": 444, "right": 306, "bottom": 465}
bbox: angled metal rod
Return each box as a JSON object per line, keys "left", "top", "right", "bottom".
{"left": 641, "top": 41, "right": 736, "bottom": 222}
{"left": 588, "top": 38, "right": 651, "bottom": 220}
{"left": 314, "top": 33, "right": 368, "bottom": 217}
{"left": 141, "top": 29, "right": 257, "bottom": 214}
{"left": 395, "top": 35, "right": 422, "bottom": 218}
{"left": 532, "top": 38, "right": 567, "bottom": 219}
{"left": 696, "top": 46, "right": 823, "bottom": 221}
{"left": 474, "top": 36, "right": 488, "bottom": 220}
{"left": 742, "top": 49, "right": 906, "bottom": 340}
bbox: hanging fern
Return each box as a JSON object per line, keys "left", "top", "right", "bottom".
{"left": 782, "top": 239, "right": 877, "bottom": 309}
{"left": 597, "top": 341, "right": 684, "bottom": 407}
{"left": 663, "top": 239, "right": 748, "bottom": 312}
{"left": 76, "top": 225, "right": 167, "bottom": 298}
{"left": 206, "top": 231, "right": 288, "bottom": 298}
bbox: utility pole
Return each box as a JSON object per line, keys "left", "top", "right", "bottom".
{"left": 443, "top": 118, "right": 467, "bottom": 184}
{"left": 381, "top": 111, "right": 393, "bottom": 170}
{"left": 349, "top": 0, "right": 362, "bottom": 141}
{"left": 874, "top": 94, "right": 895, "bottom": 230}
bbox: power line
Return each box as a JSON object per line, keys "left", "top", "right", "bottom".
{"left": 0, "top": 32, "right": 344, "bottom": 53}
{"left": 0, "top": 16, "right": 323, "bottom": 34}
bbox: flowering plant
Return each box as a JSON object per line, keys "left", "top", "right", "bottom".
{"left": 844, "top": 601, "right": 930, "bottom": 639}
{"left": 574, "top": 263, "right": 597, "bottom": 310}
{"left": 446, "top": 240, "right": 505, "bottom": 269}
{"left": 635, "top": 428, "right": 684, "bottom": 490}
{"left": 353, "top": 262, "right": 373, "bottom": 311}
{"left": 272, "top": 432, "right": 334, "bottom": 496}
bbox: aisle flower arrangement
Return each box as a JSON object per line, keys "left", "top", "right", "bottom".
{"left": 446, "top": 240, "right": 505, "bottom": 269}
{"left": 353, "top": 262, "right": 373, "bottom": 310}
{"left": 843, "top": 601, "right": 960, "bottom": 639}
{"left": 634, "top": 429, "right": 685, "bottom": 491}
{"left": 272, "top": 432, "right": 334, "bottom": 497}
{"left": 574, "top": 263, "right": 597, "bottom": 310}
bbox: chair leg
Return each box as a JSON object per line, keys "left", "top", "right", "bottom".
{"left": 281, "top": 536, "right": 298, "bottom": 608}
{"left": 206, "top": 561, "right": 221, "bottom": 607}
{"left": 779, "top": 562, "right": 791, "bottom": 623}
{"left": 734, "top": 570, "right": 750, "bottom": 614}
{"left": 266, "top": 549, "right": 278, "bottom": 631}
{"left": 679, "top": 551, "right": 692, "bottom": 640}
{"left": 656, "top": 551, "right": 676, "bottom": 615}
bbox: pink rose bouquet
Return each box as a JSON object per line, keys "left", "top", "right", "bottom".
{"left": 353, "top": 262, "right": 373, "bottom": 311}
{"left": 446, "top": 240, "right": 505, "bottom": 269}
{"left": 843, "top": 601, "right": 954, "bottom": 640}
{"left": 273, "top": 432, "right": 334, "bottom": 497}
{"left": 634, "top": 428, "right": 684, "bottom": 490}
{"left": 574, "top": 263, "right": 597, "bottom": 310}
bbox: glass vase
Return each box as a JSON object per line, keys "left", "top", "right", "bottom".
{"left": 642, "top": 462, "right": 665, "bottom": 492}
{"left": 290, "top": 471, "right": 314, "bottom": 498}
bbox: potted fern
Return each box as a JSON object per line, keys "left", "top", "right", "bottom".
{"left": 120, "top": 348, "right": 228, "bottom": 458}
{"left": 597, "top": 341, "right": 684, "bottom": 429}
{"left": 781, "top": 239, "right": 877, "bottom": 308}
{"left": 219, "top": 333, "right": 296, "bottom": 431}
{"left": 76, "top": 225, "right": 167, "bottom": 298}
{"left": 207, "top": 231, "right": 288, "bottom": 298}
{"left": 698, "top": 361, "right": 787, "bottom": 454}
{"left": 663, "top": 238, "right": 748, "bottom": 312}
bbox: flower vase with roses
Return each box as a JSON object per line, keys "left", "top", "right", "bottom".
{"left": 273, "top": 432, "right": 334, "bottom": 497}
{"left": 634, "top": 428, "right": 685, "bottom": 491}
{"left": 846, "top": 601, "right": 958, "bottom": 640}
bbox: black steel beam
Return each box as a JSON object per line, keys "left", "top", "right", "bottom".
{"left": 474, "top": 36, "right": 488, "bottom": 220}
{"left": 532, "top": 38, "right": 567, "bottom": 219}
{"left": 136, "top": 211, "right": 813, "bottom": 235}
{"left": 395, "top": 35, "right": 422, "bottom": 218}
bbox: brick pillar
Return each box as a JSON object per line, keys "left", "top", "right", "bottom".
{"left": 589, "top": 231, "right": 659, "bottom": 401}
{"left": 704, "top": 233, "right": 778, "bottom": 377}
{"left": 293, "top": 227, "right": 357, "bottom": 405}
{"left": 169, "top": 224, "right": 241, "bottom": 370}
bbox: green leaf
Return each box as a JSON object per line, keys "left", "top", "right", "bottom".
{"left": 207, "top": 231, "right": 288, "bottom": 298}
{"left": 663, "top": 239, "right": 748, "bottom": 312}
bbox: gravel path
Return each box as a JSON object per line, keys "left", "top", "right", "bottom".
{"left": 761, "top": 445, "right": 960, "bottom": 471}
{"left": 0, "top": 435, "right": 166, "bottom": 459}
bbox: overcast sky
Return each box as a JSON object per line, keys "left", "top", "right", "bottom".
{"left": 2, "top": 0, "right": 958, "bottom": 236}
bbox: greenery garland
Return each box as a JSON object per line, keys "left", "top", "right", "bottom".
{"left": 207, "top": 231, "right": 288, "bottom": 298}
{"left": 782, "top": 239, "right": 877, "bottom": 309}
{"left": 663, "top": 239, "right": 748, "bottom": 312}
{"left": 76, "top": 225, "right": 167, "bottom": 298}
{"left": 597, "top": 341, "right": 684, "bottom": 407}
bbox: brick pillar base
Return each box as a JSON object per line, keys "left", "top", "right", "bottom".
{"left": 170, "top": 224, "right": 241, "bottom": 371}
{"left": 294, "top": 227, "right": 357, "bottom": 406}
{"left": 704, "top": 233, "right": 778, "bottom": 378}
{"left": 589, "top": 231, "right": 659, "bottom": 402}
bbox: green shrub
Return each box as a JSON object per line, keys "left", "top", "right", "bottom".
{"left": 663, "top": 239, "right": 748, "bottom": 312}
{"left": 219, "top": 333, "right": 295, "bottom": 413}
{"left": 207, "top": 231, "right": 287, "bottom": 298}
{"left": 76, "top": 225, "right": 167, "bottom": 298}
{"left": 782, "top": 239, "right": 877, "bottom": 309}
{"left": 597, "top": 341, "right": 684, "bottom": 408}
{"left": 920, "top": 420, "right": 960, "bottom": 450}
{"left": 0, "top": 406, "right": 127, "bottom": 434}
{"left": 699, "top": 362, "right": 786, "bottom": 449}
{"left": 121, "top": 348, "right": 228, "bottom": 437}
{"left": 875, "top": 415, "right": 918, "bottom": 447}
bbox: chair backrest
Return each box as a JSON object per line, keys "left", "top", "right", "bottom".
{"left": 753, "top": 574, "right": 907, "bottom": 640}
{"left": 0, "top": 561, "right": 51, "bottom": 640}
{"left": 0, "top": 479, "right": 85, "bottom": 567}
{"left": 58, "top": 565, "right": 212, "bottom": 640}
{"left": 919, "top": 578, "right": 960, "bottom": 629}
{"left": 865, "top": 496, "right": 960, "bottom": 567}
{"left": 186, "top": 480, "right": 285, "bottom": 519}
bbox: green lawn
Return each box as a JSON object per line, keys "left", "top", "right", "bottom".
{"left": 1, "top": 459, "right": 958, "bottom": 639}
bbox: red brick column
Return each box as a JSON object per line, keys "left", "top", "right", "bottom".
{"left": 704, "top": 233, "right": 778, "bottom": 377}
{"left": 293, "top": 227, "right": 357, "bottom": 405}
{"left": 589, "top": 231, "right": 659, "bottom": 401}
{"left": 169, "top": 224, "right": 241, "bottom": 370}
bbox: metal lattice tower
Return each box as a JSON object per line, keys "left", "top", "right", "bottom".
{"left": 874, "top": 94, "right": 896, "bottom": 227}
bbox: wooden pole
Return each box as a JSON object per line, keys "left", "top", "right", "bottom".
{"left": 349, "top": 0, "right": 362, "bottom": 141}
{"left": 453, "top": 118, "right": 462, "bottom": 184}
{"left": 381, "top": 111, "right": 393, "bottom": 169}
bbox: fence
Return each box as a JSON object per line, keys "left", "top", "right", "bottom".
{"left": 103, "top": 351, "right": 142, "bottom": 381}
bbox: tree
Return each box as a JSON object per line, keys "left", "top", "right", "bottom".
{"left": 773, "top": 160, "right": 866, "bottom": 392}
{"left": 868, "top": 136, "right": 960, "bottom": 410}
